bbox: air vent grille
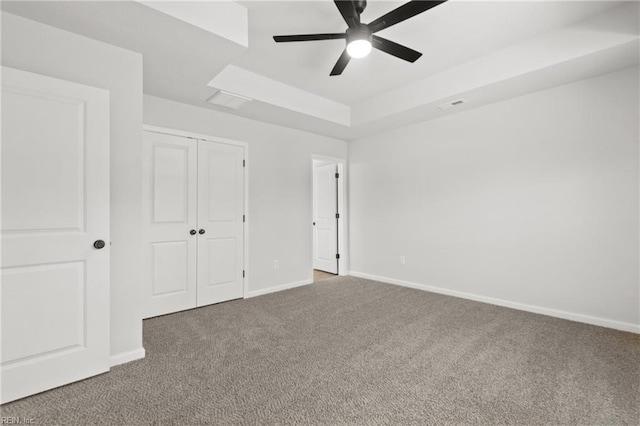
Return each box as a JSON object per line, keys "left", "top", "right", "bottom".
{"left": 206, "top": 90, "right": 253, "bottom": 110}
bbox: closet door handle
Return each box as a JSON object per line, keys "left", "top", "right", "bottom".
{"left": 199, "top": 229, "right": 206, "bottom": 235}
{"left": 190, "top": 229, "right": 196, "bottom": 235}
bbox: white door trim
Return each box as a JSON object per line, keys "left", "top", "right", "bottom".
{"left": 311, "top": 154, "right": 348, "bottom": 276}
{"left": 143, "top": 125, "right": 249, "bottom": 299}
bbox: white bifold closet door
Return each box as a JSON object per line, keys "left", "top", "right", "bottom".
{"left": 1, "top": 67, "right": 110, "bottom": 403}
{"left": 143, "top": 131, "right": 244, "bottom": 318}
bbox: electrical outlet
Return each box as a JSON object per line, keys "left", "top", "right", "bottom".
{"left": 400, "top": 256, "right": 406, "bottom": 265}
{"left": 274, "top": 260, "right": 279, "bottom": 269}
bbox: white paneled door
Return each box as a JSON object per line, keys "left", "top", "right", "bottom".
{"left": 313, "top": 164, "right": 338, "bottom": 274}
{"left": 143, "top": 131, "right": 198, "bottom": 318}
{"left": 143, "top": 131, "right": 245, "bottom": 318}
{"left": 1, "top": 67, "right": 110, "bottom": 403}
{"left": 196, "top": 141, "right": 245, "bottom": 306}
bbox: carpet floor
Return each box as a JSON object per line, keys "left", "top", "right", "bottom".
{"left": 2, "top": 276, "right": 639, "bottom": 425}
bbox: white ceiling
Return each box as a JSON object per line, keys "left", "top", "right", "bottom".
{"left": 237, "top": 0, "right": 622, "bottom": 104}
{"left": 3, "top": 1, "right": 638, "bottom": 140}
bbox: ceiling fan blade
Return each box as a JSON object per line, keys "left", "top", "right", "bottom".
{"left": 368, "top": 0, "right": 447, "bottom": 33}
{"left": 334, "top": 0, "right": 359, "bottom": 28}
{"left": 330, "top": 49, "right": 351, "bottom": 76}
{"left": 273, "top": 33, "right": 346, "bottom": 42}
{"left": 372, "top": 35, "right": 422, "bottom": 62}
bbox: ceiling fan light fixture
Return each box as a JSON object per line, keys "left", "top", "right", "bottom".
{"left": 347, "top": 39, "right": 371, "bottom": 58}
{"left": 346, "top": 26, "right": 372, "bottom": 59}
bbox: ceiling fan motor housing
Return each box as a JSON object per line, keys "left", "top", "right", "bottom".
{"left": 346, "top": 24, "right": 372, "bottom": 45}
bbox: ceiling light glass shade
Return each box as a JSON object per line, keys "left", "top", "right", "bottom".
{"left": 347, "top": 39, "right": 372, "bottom": 58}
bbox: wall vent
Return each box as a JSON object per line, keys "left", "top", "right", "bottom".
{"left": 438, "top": 99, "right": 467, "bottom": 110}
{"left": 206, "top": 90, "right": 253, "bottom": 110}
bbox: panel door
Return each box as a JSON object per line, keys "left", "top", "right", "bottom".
{"left": 1, "top": 67, "right": 110, "bottom": 403}
{"left": 142, "top": 131, "right": 197, "bottom": 318}
{"left": 313, "top": 164, "right": 338, "bottom": 273}
{"left": 196, "top": 140, "right": 244, "bottom": 306}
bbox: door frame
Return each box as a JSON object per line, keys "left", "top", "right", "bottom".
{"left": 143, "top": 125, "right": 249, "bottom": 299}
{"left": 311, "top": 154, "right": 348, "bottom": 276}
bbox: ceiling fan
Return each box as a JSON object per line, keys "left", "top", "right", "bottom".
{"left": 273, "top": 0, "right": 447, "bottom": 76}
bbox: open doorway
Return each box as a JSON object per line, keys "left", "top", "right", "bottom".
{"left": 312, "top": 156, "right": 345, "bottom": 282}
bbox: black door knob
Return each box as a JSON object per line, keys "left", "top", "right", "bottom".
{"left": 190, "top": 229, "right": 196, "bottom": 235}
{"left": 199, "top": 229, "right": 205, "bottom": 235}
{"left": 94, "top": 240, "right": 106, "bottom": 249}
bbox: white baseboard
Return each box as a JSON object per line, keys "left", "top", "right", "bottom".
{"left": 349, "top": 271, "right": 640, "bottom": 334}
{"left": 246, "top": 278, "right": 314, "bottom": 298}
{"left": 110, "top": 347, "right": 146, "bottom": 367}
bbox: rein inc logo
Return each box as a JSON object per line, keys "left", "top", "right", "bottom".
{"left": 1, "top": 418, "right": 35, "bottom": 425}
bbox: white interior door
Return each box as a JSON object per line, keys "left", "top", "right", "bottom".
{"left": 313, "top": 163, "right": 338, "bottom": 274}
{"left": 142, "top": 131, "right": 197, "bottom": 318}
{"left": 196, "top": 140, "right": 244, "bottom": 306}
{"left": 1, "top": 67, "right": 110, "bottom": 403}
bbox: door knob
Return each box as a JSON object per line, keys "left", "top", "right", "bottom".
{"left": 93, "top": 240, "right": 106, "bottom": 249}
{"left": 199, "top": 229, "right": 205, "bottom": 235}
{"left": 190, "top": 229, "right": 196, "bottom": 235}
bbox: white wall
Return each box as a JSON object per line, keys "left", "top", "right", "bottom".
{"left": 144, "top": 95, "right": 348, "bottom": 294}
{"left": 1, "top": 13, "right": 145, "bottom": 361}
{"left": 349, "top": 66, "right": 640, "bottom": 332}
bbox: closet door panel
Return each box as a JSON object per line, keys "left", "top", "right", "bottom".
{"left": 143, "top": 131, "right": 197, "bottom": 318}
{"left": 197, "top": 140, "right": 244, "bottom": 306}
{"left": 207, "top": 237, "right": 236, "bottom": 286}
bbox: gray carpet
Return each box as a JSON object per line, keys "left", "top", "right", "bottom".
{"left": 2, "top": 276, "right": 639, "bottom": 425}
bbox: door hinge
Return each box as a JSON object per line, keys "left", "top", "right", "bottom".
{"left": 336, "top": 253, "right": 340, "bottom": 259}
{"left": 243, "top": 270, "right": 245, "bottom": 278}
{"left": 243, "top": 214, "right": 245, "bottom": 222}
{"left": 335, "top": 172, "right": 339, "bottom": 179}
{"left": 243, "top": 159, "right": 245, "bottom": 167}
{"left": 335, "top": 213, "right": 340, "bottom": 219}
